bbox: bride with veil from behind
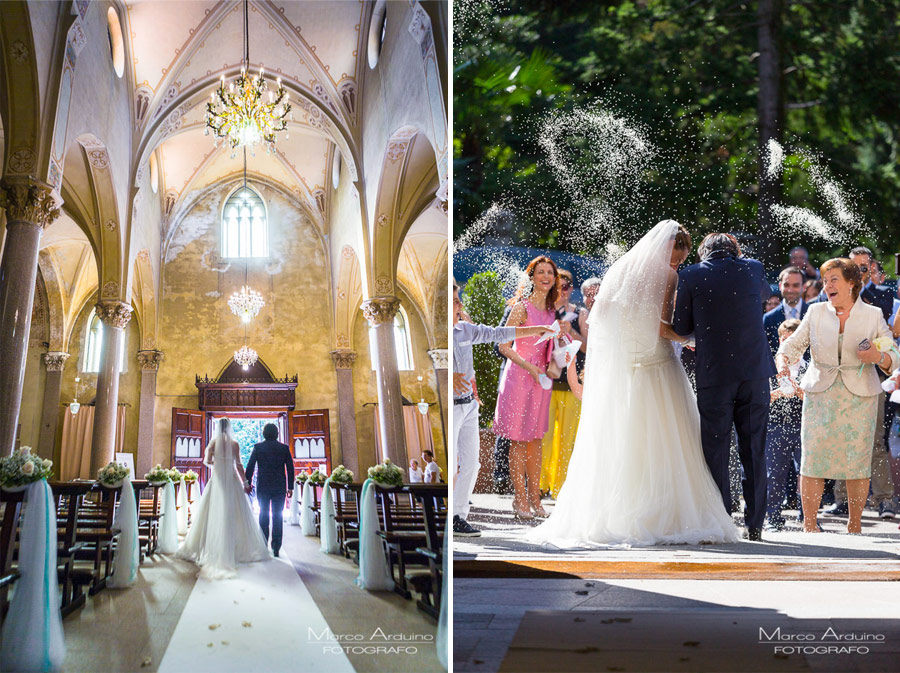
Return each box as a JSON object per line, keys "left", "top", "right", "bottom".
{"left": 177, "top": 417, "right": 270, "bottom": 578}
{"left": 528, "top": 220, "right": 739, "bottom": 547}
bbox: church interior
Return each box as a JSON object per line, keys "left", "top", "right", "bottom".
{"left": 0, "top": 1, "right": 448, "bottom": 671}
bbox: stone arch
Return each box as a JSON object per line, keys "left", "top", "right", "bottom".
{"left": 131, "top": 249, "right": 156, "bottom": 350}
{"left": 73, "top": 134, "right": 126, "bottom": 302}
{"left": 36, "top": 251, "right": 68, "bottom": 352}
{"left": 369, "top": 126, "right": 440, "bottom": 298}
{"left": 334, "top": 244, "right": 364, "bottom": 350}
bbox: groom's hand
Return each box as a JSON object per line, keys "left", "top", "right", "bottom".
{"left": 287, "top": 490, "right": 292, "bottom": 499}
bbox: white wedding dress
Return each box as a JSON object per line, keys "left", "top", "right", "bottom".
{"left": 176, "top": 427, "right": 270, "bottom": 578}
{"left": 528, "top": 220, "right": 739, "bottom": 547}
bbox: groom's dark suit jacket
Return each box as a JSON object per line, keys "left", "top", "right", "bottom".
{"left": 245, "top": 439, "right": 294, "bottom": 495}
{"left": 673, "top": 253, "right": 777, "bottom": 388}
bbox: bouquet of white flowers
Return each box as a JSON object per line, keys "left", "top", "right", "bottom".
{"left": 0, "top": 447, "right": 53, "bottom": 489}
{"left": 306, "top": 469, "right": 327, "bottom": 486}
{"left": 145, "top": 464, "right": 172, "bottom": 484}
{"left": 367, "top": 459, "right": 404, "bottom": 487}
{"left": 183, "top": 470, "right": 199, "bottom": 484}
{"left": 296, "top": 471, "right": 308, "bottom": 484}
{"left": 97, "top": 461, "right": 130, "bottom": 486}
{"left": 330, "top": 464, "right": 354, "bottom": 484}
{"left": 168, "top": 467, "right": 182, "bottom": 482}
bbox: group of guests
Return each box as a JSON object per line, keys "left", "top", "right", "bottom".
{"left": 452, "top": 242, "right": 900, "bottom": 539}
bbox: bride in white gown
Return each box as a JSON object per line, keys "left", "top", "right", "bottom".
{"left": 528, "top": 220, "right": 739, "bottom": 547}
{"left": 177, "top": 418, "right": 270, "bottom": 578}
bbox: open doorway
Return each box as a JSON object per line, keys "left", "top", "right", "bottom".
{"left": 210, "top": 415, "right": 283, "bottom": 466}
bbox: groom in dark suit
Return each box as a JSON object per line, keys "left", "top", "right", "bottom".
{"left": 673, "top": 233, "right": 776, "bottom": 541}
{"left": 244, "top": 424, "right": 295, "bottom": 557}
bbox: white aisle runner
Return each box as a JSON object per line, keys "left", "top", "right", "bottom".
{"left": 158, "top": 554, "right": 355, "bottom": 673}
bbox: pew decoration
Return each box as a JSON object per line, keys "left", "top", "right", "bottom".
{"left": 437, "top": 527, "right": 448, "bottom": 670}
{"left": 182, "top": 470, "right": 198, "bottom": 485}
{"left": 108, "top": 475, "right": 139, "bottom": 589}
{"left": 145, "top": 464, "right": 172, "bottom": 486}
{"left": 176, "top": 475, "right": 188, "bottom": 536}
{"left": 330, "top": 465, "right": 354, "bottom": 484}
{"left": 305, "top": 469, "right": 326, "bottom": 487}
{"left": 157, "top": 480, "right": 179, "bottom": 554}
{"left": 0, "top": 447, "right": 53, "bottom": 492}
{"left": 289, "top": 485, "right": 301, "bottom": 526}
{"left": 367, "top": 459, "right": 403, "bottom": 488}
{"left": 0, "top": 480, "right": 65, "bottom": 672}
{"left": 299, "top": 479, "right": 316, "bottom": 537}
{"left": 319, "top": 478, "right": 340, "bottom": 555}
{"left": 96, "top": 462, "right": 129, "bottom": 488}
{"left": 354, "top": 479, "right": 394, "bottom": 592}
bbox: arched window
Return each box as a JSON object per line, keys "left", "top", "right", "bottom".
{"left": 106, "top": 7, "right": 125, "bottom": 78}
{"left": 369, "top": 305, "right": 414, "bottom": 371}
{"left": 222, "top": 186, "right": 268, "bottom": 258}
{"left": 367, "top": 0, "right": 387, "bottom": 69}
{"left": 83, "top": 313, "right": 126, "bottom": 373}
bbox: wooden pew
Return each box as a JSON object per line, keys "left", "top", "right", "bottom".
{"left": 408, "top": 484, "right": 447, "bottom": 620}
{"left": 50, "top": 481, "right": 93, "bottom": 617}
{"left": 329, "top": 482, "right": 361, "bottom": 559}
{"left": 137, "top": 482, "right": 162, "bottom": 556}
{"left": 0, "top": 490, "right": 25, "bottom": 621}
{"left": 374, "top": 483, "right": 445, "bottom": 599}
{"left": 74, "top": 484, "right": 121, "bottom": 595}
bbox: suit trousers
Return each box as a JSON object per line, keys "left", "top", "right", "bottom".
{"left": 454, "top": 399, "right": 480, "bottom": 520}
{"left": 833, "top": 393, "right": 895, "bottom": 504}
{"left": 696, "top": 377, "right": 770, "bottom": 529}
{"left": 257, "top": 491, "right": 285, "bottom": 551}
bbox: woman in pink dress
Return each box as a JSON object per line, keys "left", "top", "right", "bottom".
{"left": 494, "top": 256, "right": 559, "bottom": 519}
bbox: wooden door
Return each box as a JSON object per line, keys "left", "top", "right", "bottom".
{"left": 288, "top": 409, "right": 331, "bottom": 477}
{"left": 171, "top": 408, "right": 208, "bottom": 486}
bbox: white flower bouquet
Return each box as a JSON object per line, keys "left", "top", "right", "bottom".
{"left": 296, "top": 471, "right": 308, "bottom": 484}
{"left": 859, "top": 336, "right": 900, "bottom": 376}
{"left": 145, "top": 464, "right": 172, "bottom": 484}
{"left": 0, "top": 447, "right": 53, "bottom": 489}
{"left": 183, "top": 470, "right": 199, "bottom": 484}
{"left": 97, "top": 461, "right": 130, "bottom": 486}
{"left": 330, "top": 464, "right": 354, "bottom": 484}
{"left": 168, "top": 467, "right": 182, "bottom": 482}
{"left": 367, "top": 459, "right": 404, "bottom": 487}
{"left": 306, "top": 469, "right": 327, "bottom": 486}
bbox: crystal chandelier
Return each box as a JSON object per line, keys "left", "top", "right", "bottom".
{"left": 205, "top": 0, "right": 291, "bottom": 155}
{"left": 228, "top": 285, "right": 265, "bottom": 323}
{"left": 234, "top": 345, "right": 259, "bottom": 370}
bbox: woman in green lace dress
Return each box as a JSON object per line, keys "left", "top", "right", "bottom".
{"left": 776, "top": 258, "right": 898, "bottom": 534}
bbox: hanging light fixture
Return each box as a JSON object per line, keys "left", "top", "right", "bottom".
{"left": 416, "top": 375, "right": 429, "bottom": 416}
{"left": 69, "top": 377, "right": 82, "bottom": 415}
{"left": 234, "top": 345, "right": 259, "bottom": 370}
{"left": 228, "top": 285, "right": 265, "bottom": 323}
{"left": 205, "top": 0, "right": 291, "bottom": 155}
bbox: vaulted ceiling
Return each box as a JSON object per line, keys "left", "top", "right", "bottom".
{"left": 127, "top": 0, "right": 366, "bottom": 234}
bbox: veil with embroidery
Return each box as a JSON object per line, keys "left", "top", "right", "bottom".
{"left": 528, "top": 220, "right": 738, "bottom": 547}
{"left": 177, "top": 418, "right": 269, "bottom": 578}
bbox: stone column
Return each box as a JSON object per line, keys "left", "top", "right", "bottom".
{"left": 427, "top": 348, "right": 449, "bottom": 454}
{"left": 330, "top": 349, "right": 359, "bottom": 477}
{"left": 89, "top": 301, "right": 132, "bottom": 475}
{"left": 362, "top": 297, "right": 408, "bottom": 472}
{"left": 37, "top": 351, "right": 70, "bottom": 460}
{"left": 136, "top": 350, "right": 163, "bottom": 478}
{"left": 0, "top": 178, "right": 59, "bottom": 455}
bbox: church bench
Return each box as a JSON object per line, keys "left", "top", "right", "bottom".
{"left": 408, "top": 484, "right": 447, "bottom": 621}
{"left": 329, "top": 482, "right": 361, "bottom": 559}
{"left": 0, "top": 490, "right": 25, "bottom": 621}
{"left": 50, "top": 481, "right": 93, "bottom": 618}
{"left": 135, "top": 480, "right": 161, "bottom": 557}
{"left": 73, "top": 484, "right": 121, "bottom": 595}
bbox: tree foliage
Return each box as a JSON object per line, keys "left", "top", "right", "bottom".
{"left": 454, "top": 0, "right": 900, "bottom": 271}
{"left": 461, "top": 271, "right": 507, "bottom": 427}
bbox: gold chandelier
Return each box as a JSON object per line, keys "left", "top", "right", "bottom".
{"left": 205, "top": 0, "right": 291, "bottom": 155}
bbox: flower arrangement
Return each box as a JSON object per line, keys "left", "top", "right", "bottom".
{"left": 367, "top": 459, "right": 404, "bottom": 487}
{"left": 330, "top": 464, "right": 354, "bottom": 484}
{"left": 183, "top": 470, "right": 199, "bottom": 484}
{"left": 168, "top": 467, "right": 182, "bottom": 482}
{"left": 859, "top": 337, "right": 900, "bottom": 376}
{"left": 97, "top": 461, "right": 130, "bottom": 486}
{"left": 145, "top": 464, "right": 172, "bottom": 484}
{"left": 295, "top": 471, "right": 308, "bottom": 484}
{"left": 0, "top": 447, "right": 53, "bottom": 489}
{"left": 306, "top": 469, "right": 326, "bottom": 486}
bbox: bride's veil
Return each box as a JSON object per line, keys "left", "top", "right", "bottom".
{"left": 205, "top": 418, "right": 236, "bottom": 472}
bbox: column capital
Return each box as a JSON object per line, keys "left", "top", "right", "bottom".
{"left": 361, "top": 296, "right": 400, "bottom": 326}
{"left": 42, "top": 351, "right": 70, "bottom": 372}
{"left": 95, "top": 301, "right": 133, "bottom": 329}
{"left": 330, "top": 349, "right": 358, "bottom": 370}
{"left": 0, "top": 177, "right": 60, "bottom": 229}
{"left": 427, "top": 348, "right": 448, "bottom": 370}
{"left": 136, "top": 350, "right": 164, "bottom": 371}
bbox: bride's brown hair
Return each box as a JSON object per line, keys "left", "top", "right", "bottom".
{"left": 674, "top": 224, "right": 692, "bottom": 253}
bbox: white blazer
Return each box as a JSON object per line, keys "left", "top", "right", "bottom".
{"left": 777, "top": 295, "right": 899, "bottom": 397}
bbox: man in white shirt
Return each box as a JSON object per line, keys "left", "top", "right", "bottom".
{"left": 763, "top": 266, "right": 808, "bottom": 354}
{"left": 422, "top": 450, "right": 441, "bottom": 484}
